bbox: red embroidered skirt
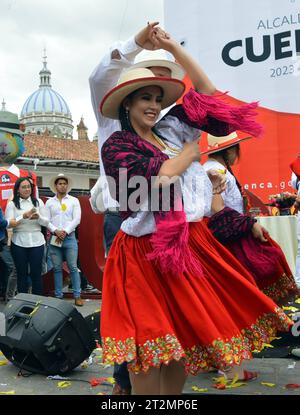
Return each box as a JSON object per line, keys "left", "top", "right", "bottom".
{"left": 224, "top": 234, "right": 298, "bottom": 304}
{"left": 262, "top": 235, "right": 298, "bottom": 303}
{"left": 101, "top": 221, "right": 292, "bottom": 375}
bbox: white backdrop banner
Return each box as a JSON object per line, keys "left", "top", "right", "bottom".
{"left": 164, "top": 0, "right": 300, "bottom": 114}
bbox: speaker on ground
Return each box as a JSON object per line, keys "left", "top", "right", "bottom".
{"left": 0, "top": 293, "right": 96, "bottom": 375}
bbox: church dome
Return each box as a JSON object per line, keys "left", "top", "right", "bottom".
{"left": 20, "top": 52, "right": 73, "bottom": 138}
{"left": 21, "top": 87, "right": 71, "bottom": 116}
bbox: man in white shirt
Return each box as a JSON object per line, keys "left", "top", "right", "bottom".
{"left": 45, "top": 173, "right": 83, "bottom": 306}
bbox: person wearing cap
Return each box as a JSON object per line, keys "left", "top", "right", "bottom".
{"left": 98, "top": 29, "right": 292, "bottom": 394}
{"left": 89, "top": 21, "right": 217, "bottom": 395}
{"left": 5, "top": 177, "right": 49, "bottom": 296}
{"left": 45, "top": 173, "right": 83, "bottom": 307}
{"left": 203, "top": 133, "right": 299, "bottom": 303}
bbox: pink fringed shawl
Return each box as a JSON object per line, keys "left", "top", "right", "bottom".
{"left": 101, "top": 89, "right": 263, "bottom": 276}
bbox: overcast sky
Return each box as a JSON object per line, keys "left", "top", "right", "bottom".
{"left": 0, "top": 0, "right": 164, "bottom": 139}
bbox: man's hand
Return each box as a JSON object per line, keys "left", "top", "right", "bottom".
{"left": 54, "top": 230, "right": 67, "bottom": 240}
{"left": 135, "top": 22, "right": 168, "bottom": 50}
{"left": 206, "top": 169, "right": 227, "bottom": 194}
{"left": 251, "top": 222, "right": 268, "bottom": 242}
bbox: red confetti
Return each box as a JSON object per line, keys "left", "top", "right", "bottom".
{"left": 285, "top": 384, "right": 300, "bottom": 389}
{"left": 213, "top": 383, "right": 226, "bottom": 390}
{"left": 89, "top": 377, "right": 106, "bottom": 387}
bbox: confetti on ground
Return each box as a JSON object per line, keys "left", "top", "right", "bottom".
{"left": 0, "top": 360, "right": 8, "bottom": 366}
{"left": 191, "top": 386, "right": 209, "bottom": 393}
{"left": 89, "top": 377, "right": 115, "bottom": 387}
{"left": 285, "top": 384, "right": 300, "bottom": 389}
{"left": 261, "top": 382, "right": 276, "bottom": 387}
{"left": 295, "top": 299, "right": 300, "bottom": 304}
{"left": 261, "top": 343, "right": 274, "bottom": 349}
{"left": 212, "top": 375, "right": 246, "bottom": 390}
{"left": 57, "top": 381, "right": 72, "bottom": 388}
{"left": 90, "top": 378, "right": 106, "bottom": 387}
{"left": 0, "top": 390, "right": 15, "bottom": 395}
{"left": 47, "top": 375, "right": 68, "bottom": 380}
{"left": 106, "top": 377, "right": 115, "bottom": 385}
{"left": 282, "top": 306, "right": 299, "bottom": 312}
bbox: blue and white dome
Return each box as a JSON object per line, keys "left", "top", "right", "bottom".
{"left": 21, "top": 87, "right": 71, "bottom": 116}
{"left": 20, "top": 53, "right": 73, "bottom": 138}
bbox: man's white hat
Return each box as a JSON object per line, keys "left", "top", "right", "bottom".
{"left": 49, "top": 173, "right": 73, "bottom": 194}
{"left": 132, "top": 49, "right": 186, "bottom": 80}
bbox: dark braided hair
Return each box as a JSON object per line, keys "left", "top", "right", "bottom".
{"left": 209, "top": 144, "right": 243, "bottom": 195}
{"left": 222, "top": 144, "right": 243, "bottom": 195}
{"left": 119, "top": 105, "right": 136, "bottom": 134}
{"left": 13, "top": 177, "right": 39, "bottom": 210}
{"left": 221, "top": 145, "right": 249, "bottom": 212}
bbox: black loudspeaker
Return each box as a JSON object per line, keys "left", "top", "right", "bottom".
{"left": 0, "top": 294, "right": 96, "bottom": 375}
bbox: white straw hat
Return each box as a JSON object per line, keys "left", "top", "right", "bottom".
{"left": 100, "top": 67, "right": 185, "bottom": 120}
{"left": 49, "top": 173, "right": 73, "bottom": 194}
{"left": 133, "top": 49, "right": 185, "bottom": 80}
{"left": 202, "top": 132, "right": 253, "bottom": 155}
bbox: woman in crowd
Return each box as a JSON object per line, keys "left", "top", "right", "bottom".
{"left": 5, "top": 177, "right": 49, "bottom": 295}
{"left": 203, "top": 132, "right": 299, "bottom": 303}
{"left": 98, "top": 29, "right": 292, "bottom": 395}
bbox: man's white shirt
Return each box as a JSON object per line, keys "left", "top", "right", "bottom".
{"left": 45, "top": 194, "right": 81, "bottom": 235}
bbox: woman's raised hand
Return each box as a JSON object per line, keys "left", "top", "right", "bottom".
{"left": 135, "top": 22, "right": 165, "bottom": 50}
{"left": 150, "top": 28, "right": 176, "bottom": 52}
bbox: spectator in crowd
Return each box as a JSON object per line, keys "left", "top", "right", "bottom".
{"left": 5, "top": 177, "right": 48, "bottom": 295}
{"left": 45, "top": 173, "right": 83, "bottom": 307}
